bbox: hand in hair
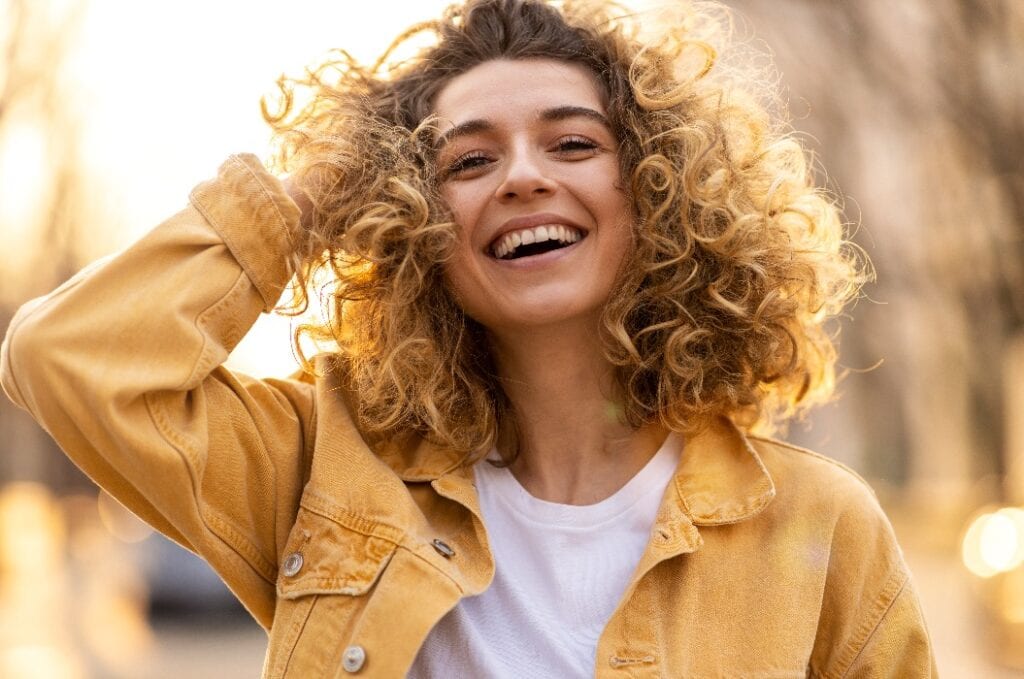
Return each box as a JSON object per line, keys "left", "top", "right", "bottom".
{"left": 282, "top": 176, "right": 314, "bottom": 231}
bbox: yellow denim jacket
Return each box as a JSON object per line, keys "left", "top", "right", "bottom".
{"left": 1, "top": 155, "right": 936, "bottom": 678}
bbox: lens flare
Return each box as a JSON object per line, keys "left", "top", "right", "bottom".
{"left": 962, "top": 507, "right": 1024, "bottom": 577}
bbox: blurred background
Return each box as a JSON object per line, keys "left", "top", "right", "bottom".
{"left": 0, "top": 0, "right": 1022, "bottom": 676}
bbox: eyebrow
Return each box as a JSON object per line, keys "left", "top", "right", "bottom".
{"left": 435, "top": 105, "right": 612, "bottom": 150}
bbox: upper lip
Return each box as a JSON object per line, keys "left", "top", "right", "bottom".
{"left": 484, "top": 213, "right": 588, "bottom": 254}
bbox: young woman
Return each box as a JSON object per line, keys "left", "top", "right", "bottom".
{"left": 1, "top": 0, "right": 935, "bottom": 676}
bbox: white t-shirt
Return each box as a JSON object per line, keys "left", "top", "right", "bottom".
{"left": 408, "top": 433, "right": 683, "bottom": 678}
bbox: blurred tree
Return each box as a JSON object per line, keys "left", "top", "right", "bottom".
{"left": 0, "top": 0, "right": 93, "bottom": 488}
{"left": 3, "top": 0, "right": 1023, "bottom": 509}
{"left": 729, "top": 0, "right": 1024, "bottom": 512}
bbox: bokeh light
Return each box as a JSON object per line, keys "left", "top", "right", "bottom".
{"left": 962, "top": 507, "right": 1024, "bottom": 578}
{"left": 96, "top": 491, "right": 153, "bottom": 544}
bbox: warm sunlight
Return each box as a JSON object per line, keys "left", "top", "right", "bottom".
{"left": 11, "top": 0, "right": 452, "bottom": 376}
{"left": 3, "top": 0, "right": 1024, "bottom": 675}
{"left": 64, "top": 0, "right": 451, "bottom": 230}
{"left": 0, "top": 122, "right": 47, "bottom": 281}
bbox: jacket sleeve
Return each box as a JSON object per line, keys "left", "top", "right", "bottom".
{"left": 841, "top": 577, "right": 937, "bottom": 678}
{"left": 0, "top": 154, "right": 314, "bottom": 629}
{"left": 808, "top": 476, "right": 938, "bottom": 678}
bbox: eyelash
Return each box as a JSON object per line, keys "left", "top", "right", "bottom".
{"left": 554, "top": 135, "right": 600, "bottom": 153}
{"left": 445, "top": 150, "right": 491, "bottom": 177}
{"left": 443, "top": 135, "right": 602, "bottom": 178}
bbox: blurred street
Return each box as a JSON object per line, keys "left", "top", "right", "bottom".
{"left": 902, "top": 539, "right": 1024, "bottom": 677}
{"left": 145, "top": 618, "right": 266, "bottom": 679}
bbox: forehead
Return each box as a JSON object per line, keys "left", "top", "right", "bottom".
{"left": 433, "top": 58, "right": 606, "bottom": 129}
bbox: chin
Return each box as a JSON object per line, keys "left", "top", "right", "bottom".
{"left": 474, "top": 301, "right": 606, "bottom": 334}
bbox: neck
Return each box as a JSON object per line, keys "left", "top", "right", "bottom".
{"left": 488, "top": 317, "right": 668, "bottom": 505}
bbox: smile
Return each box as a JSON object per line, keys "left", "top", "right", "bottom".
{"left": 490, "top": 225, "right": 585, "bottom": 260}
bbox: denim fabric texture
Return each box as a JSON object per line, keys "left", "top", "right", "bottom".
{"left": 1, "top": 155, "right": 937, "bottom": 678}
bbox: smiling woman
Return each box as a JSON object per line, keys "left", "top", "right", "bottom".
{"left": 436, "top": 60, "right": 631, "bottom": 336}
{"left": 2, "top": 0, "right": 936, "bottom": 677}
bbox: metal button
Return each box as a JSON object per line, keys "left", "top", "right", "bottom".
{"left": 342, "top": 645, "right": 366, "bottom": 673}
{"left": 431, "top": 538, "right": 455, "bottom": 558}
{"left": 282, "top": 552, "right": 303, "bottom": 577}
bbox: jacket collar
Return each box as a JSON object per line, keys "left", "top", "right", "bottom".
{"left": 669, "top": 417, "right": 776, "bottom": 526}
{"left": 321, "top": 353, "right": 772, "bottom": 526}
{"left": 317, "top": 355, "right": 471, "bottom": 483}
{"left": 377, "top": 433, "right": 470, "bottom": 482}
{"left": 381, "top": 416, "right": 775, "bottom": 527}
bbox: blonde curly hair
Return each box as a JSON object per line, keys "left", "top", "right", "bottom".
{"left": 264, "top": 0, "right": 866, "bottom": 458}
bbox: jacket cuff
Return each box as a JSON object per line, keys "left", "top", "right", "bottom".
{"left": 189, "top": 154, "right": 300, "bottom": 311}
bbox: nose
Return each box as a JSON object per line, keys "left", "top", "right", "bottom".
{"left": 494, "top": 147, "right": 557, "bottom": 201}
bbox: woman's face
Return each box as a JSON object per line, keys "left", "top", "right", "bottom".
{"left": 434, "top": 58, "right": 632, "bottom": 334}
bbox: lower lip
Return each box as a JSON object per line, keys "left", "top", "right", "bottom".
{"left": 487, "top": 237, "right": 587, "bottom": 269}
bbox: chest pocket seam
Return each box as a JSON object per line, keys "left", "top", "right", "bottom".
{"left": 276, "top": 504, "right": 400, "bottom": 599}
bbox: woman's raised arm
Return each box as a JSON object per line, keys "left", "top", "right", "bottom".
{"left": 0, "top": 154, "right": 314, "bottom": 628}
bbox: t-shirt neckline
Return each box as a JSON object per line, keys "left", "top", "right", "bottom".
{"left": 474, "top": 432, "right": 683, "bottom": 529}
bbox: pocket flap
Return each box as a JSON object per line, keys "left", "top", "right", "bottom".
{"left": 276, "top": 506, "right": 398, "bottom": 599}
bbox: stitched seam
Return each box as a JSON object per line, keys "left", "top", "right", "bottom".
{"left": 270, "top": 594, "right": 316, "bottom": 678}
{"left": 1, "top": 260, "right": 104, "bottom": 407}
{"left": 747, "top": 435, "right": 874, "bottom": 492}
{"left": 189, "top": 155, "right": 291, "bottom": 310}
{"left": 678, "top": 433, "right": 777, "bottom": 526}
{"left": 233, "top": 155, "right": 292, "bottom": 235}
{"left": 281, "top": 577, "right": 387, "bottom": 592}
{"left": 206, "top": 511, "right": 276, "bottom": 583}
{"left": 282, "top": 532, "right": 397, "bottom": 593}
{"left": 284, "top": 542, "right": 466, "bottom": 595}
{"left": 145, "top": 389, "right": 276, "bottom": 587}
{"left": 278, "top": 552, "right": 396, "bottom": 595}
{"left": 300, "top": 490, "right": 406, "bottom": 543}
{"left": 302, "top": 390, "right": 318, "bottom": 485}
{"left": 145, "top": 393, "right": 203, "bottom": 481}
{"left": 689, "top": 489, "right": 776, "bottom": 526}
{"left": 832, "top": 569, "right": 908, "bottom": 678}
{"left": 182, "top": 270, "right": 249, "bottom": 389}
{"left": 229, "top": 156, "right": 290, "bottom": 309}
{"left": 142, "top": 265, "right": 278, "bottom": 584}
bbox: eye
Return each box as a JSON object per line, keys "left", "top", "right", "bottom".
{"left": 443, "top": 150, "right": 492, "bottom": 178}
{"left": 553, "top": 135, "right": 601, "bottom": 157}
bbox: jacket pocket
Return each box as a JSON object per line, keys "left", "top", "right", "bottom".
{"left": 264, "top": 505, "right": 400, "bottom": 678}
{"left": 276, "top": 505, "right": 398, "bottom": 598}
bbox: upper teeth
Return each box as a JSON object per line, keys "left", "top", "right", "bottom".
{"left": 492, "top": 225, "right": 583, "bottom": 259}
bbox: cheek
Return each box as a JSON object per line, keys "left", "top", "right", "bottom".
{"left": 439, "top": 232, "right": 484, "bottom": 320}
{"left": 597, "top": 203, "right": 637, "bottom": 285}
{"left": 439, "top": 183, "right": 490, "bottom": 297}
{"left": 441, "top": 264, "right": 494, "bottom": 328}
{"left": 573, "top": 162, "right": 632, "bottom": 228}
{"left": 441, "top": 183, "right": 486, "bottom": 236}
{"left": 595, "top": 188, "right": 634, "bottom": 246}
